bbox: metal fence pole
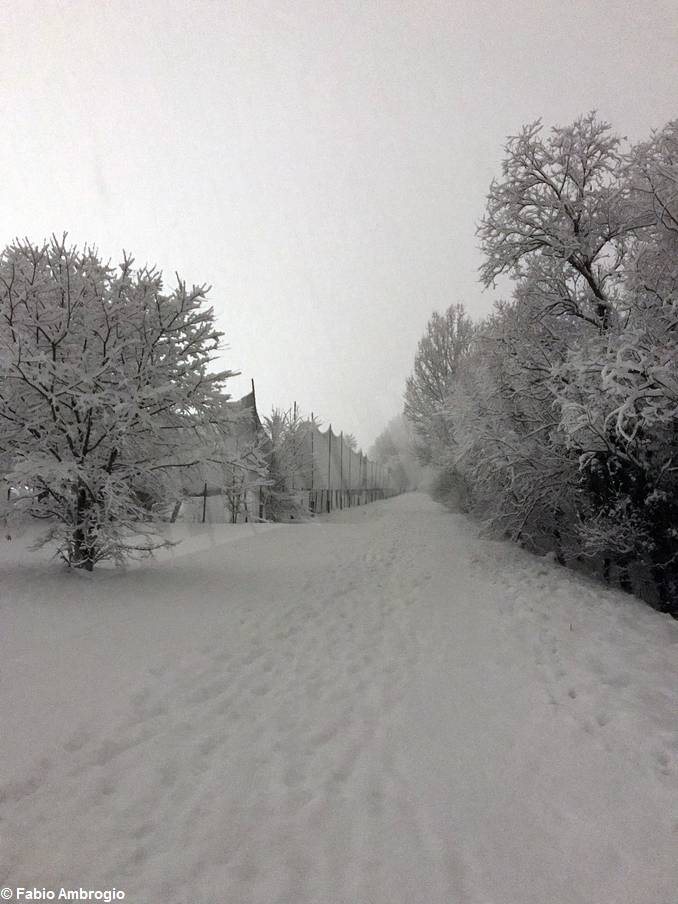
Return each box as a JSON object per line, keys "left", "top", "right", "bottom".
{"left": 340, "top": 432, "right": 344, "bottom": 509}
{"left": 327, "top": 426, "right": 332, "bottom": 513}
{"left": 310, "top": 415, "right": 314, "bottom": 512}
{"left": 348, "top": 448, "right": 352, "bottom": 507}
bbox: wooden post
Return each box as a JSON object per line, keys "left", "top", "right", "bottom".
{"left": 202, "top": 481, "right": 208, "bottom": 524}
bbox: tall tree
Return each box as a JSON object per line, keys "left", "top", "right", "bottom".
{"left": 404, "top": 303, "right": 474, "bottom": 463}
{"left": 369, "top": 414, "right": 423, "bottom": 491}
{"left": 0, "top": 237, "right": 238, "bottom": 569}
{"left": 262, "top": 406, "right": 313, "bottom": 520}
{"left": 464, "top": 114, "right": 678, "bottom": 609}
{"left": 552, "top": 120, "right": 678, "bottom": 608}
{"left": 478, "top": 113, "right": 639, "bottom": 331}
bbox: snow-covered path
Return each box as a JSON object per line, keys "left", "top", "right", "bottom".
{"left": 1, "top": 493, "right": 677, "bottom": 903}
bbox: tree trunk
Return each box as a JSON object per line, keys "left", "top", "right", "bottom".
{"left": 618, "top": 561, "right": 633, "bottom": 594}
{"left": 72, "top": 487, "right": 96, "bottom": 570}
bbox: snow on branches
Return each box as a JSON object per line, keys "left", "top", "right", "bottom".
{"left": 0, "top": 236, "right": 240, "bottom": 569}
{"left": 411, "top": 115, "right": 678, "bottom": 613}
{"left": 478, "top": 113, "right": 638, "bottom": 331}
{"left": 404, "top": 304, "right": 475, "bottom": 465}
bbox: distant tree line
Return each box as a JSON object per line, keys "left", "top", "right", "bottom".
{"left": 405, "top": 115, "right": 678, "bottom": 615}
{"left": 369, "top": 414, "right": 425, "bottom": 492}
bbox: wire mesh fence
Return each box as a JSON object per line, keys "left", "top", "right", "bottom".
{"left": 295, "top": 423, "right": 400, "bottom": 514}
{"left": 179, "top": 389, "right": 401, "bottom": 522}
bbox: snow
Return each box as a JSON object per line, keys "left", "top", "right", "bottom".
{"left": 1, "top": 493, "right": 676, "bottom": 903}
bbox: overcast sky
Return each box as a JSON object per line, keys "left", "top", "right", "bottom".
{"left": 1, "top": 0, "right": 677, "bottom": 449}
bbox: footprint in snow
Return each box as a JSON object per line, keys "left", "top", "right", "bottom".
{"left": 63, "top": 728, "right": 92, "bottom": 753}
{"left": 653, "top": 749, "right": 671, "bottom": 775}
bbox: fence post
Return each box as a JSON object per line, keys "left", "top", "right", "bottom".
{"left": 348, "top": 448, "right": 352, "bottom": 507}
{"left": 291, "top": 401, "right": 297, "bottom": 490}
{"left": 309, "top": 415, "right": 315, "bottom": 512}
{"left": 327, "top": 426, "right": 332, "bottom": 513}
{"left": 340, "top": 431, "right": 344, "bottom": 509}
{"left": 202, "top": 481, "right": 208, "bottom": 524}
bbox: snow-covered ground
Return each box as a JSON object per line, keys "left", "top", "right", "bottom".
{"left": 1, "top": 493, "right": 676, "bottom": 903}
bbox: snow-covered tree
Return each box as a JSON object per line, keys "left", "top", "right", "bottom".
{"left": 440, "top": 293, "right": 576, "bottom": 554}
{"left": 262, "top": 406, "right": 313, "bottom": 520}
{"left": 626, "top": 119, "right": 678, "bottom": 310}
{"left": 465, "top": 115, "right": 678, "bottom": 610}
{"left": 468, "top": 116, "right": 631, "bottom": 558}
{"left": 0, "top": 237, "right": 239, "bottom": 569}
{"left": 404, "top": 303, "right": 474, "bottom": 464}
{"left": 478, "top": 113, "right": 640, "bottom": 332}
{"left": 552, "top": 120, "right": 678, "bottom": 608}
{"left": 369, "top": 414, "right": 423, "bottom": 491}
